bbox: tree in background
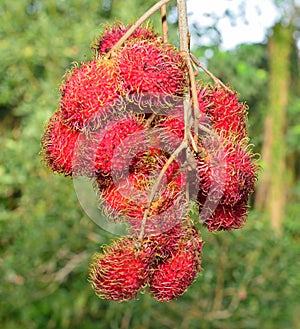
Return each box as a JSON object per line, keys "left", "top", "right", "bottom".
{"left": 255, "top": 22, "right": 293, "bottom": 235}
{"left": 255, "top": 1, "right": 300, "bottom": 235}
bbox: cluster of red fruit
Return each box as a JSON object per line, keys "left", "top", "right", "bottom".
{"left": 89, "top": 223, "right": 203, "bottom": 302}
{"left": 41, "top": 23, "right": 258, "bottom": 302}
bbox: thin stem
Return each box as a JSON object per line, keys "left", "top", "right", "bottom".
{"left": 161, "top": 4, "right": 168, "bottom": 44}
{"left": 190, "top": 54, "right": 232, "bottom": 92}
{"left": 144, "top": 113, "right": 156, "bottom": 128}
{"left": 177, "top": 0, "right": 191, "bottom": 151}
{"left": 138, "top": 141, "right": 187, "bottom": 241}
{"left": 188, "top": 57, "right": 200, "bottom": 152}
{"left": 188, "top": 129, "right": 198, "bottom": 153}
{"left": 177, "top": 0, "right": 189, "bottom": 54}
{"left": 177, "top": 0, "right": 197, "bottom": 208}
{"left": 108, "top": 0, "right": 171, "bottom": 56}
{"left": 198, "top": 122, "right": 220, "bottom": 137}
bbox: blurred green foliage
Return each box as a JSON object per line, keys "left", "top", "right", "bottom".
{"left": 194, "top": 44, "right": 269, "bottom": 150}
{"left": 0, "top": 1, "right": 299, "bottom": 328}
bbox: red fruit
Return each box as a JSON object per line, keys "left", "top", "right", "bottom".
{"left": 197, "top": 84, "right": 248, "bottom": 140}
{"left": 78, "top": 115, "right": 145, "bottom": 177}
{"left": 60, "top": 59, "right": 123, "bottom": 130}
{"left": 41, "top": 110, "right": 80, "bottom": 176}
{"left": 199, "top": 196, "right": 249, "bottom": 231}
{"left": 154, "top": 102, "right": 211, "bottom": 157}
{"left": 196, "top": 138, "right": 258, "bottom": 206}
{"left": 149, "top": 222, "right": 194, "bottom": 259}
{"left": 97, "top": 148, "right": 186, "bottom": 235}
{"left": 89, "top": 237, "right": 153, "bottom": 301}
{"left": 126, "top": 186, "right": 186, "bottom": 237}
{"left": 92, "top": 23, "right": 159, "bottom": 56}
{"left": 156, "top": 113, "right": 185, "bottom": 142}
{"left": 196, "top": 85, "right": 213, "bottom": 118}
{"left": 149, "top": 227, "right": 203, "bottom": 302}
{"left": 118, "top": 40, "right": 188, "bottom": 96}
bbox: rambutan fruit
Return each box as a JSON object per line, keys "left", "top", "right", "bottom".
{"left": 92, "top": 23, "right": 159, "bottom": 56}
{"left": 149, "top": 222, "right": 195, "bottom": 260}
{"left": 156, "top": 113, "right": 185, "bottom": 141}
{"left": 149, "top": 226, "right": 203, "bottom": 302}
{"left": 196, "top": 138, "right": 258, "bottom": 206}
{"left": 75, "top": 115, "right": 146, "bottom": 177}
{"left": 118, "top": 40, "right": 188, "bottom": 96}
{"left": 198, "top": 195, "right": 249, "bottom": 231}
{"left": 153, "top": 101, "right": 211, "bottom": 158}
{"left": 127, "top": 193, "right": 186, "bottom": 236}
{"left": 96, "top": 147, "right": 186, "bottom": 235}
{"left": 60, "top": 59, "right": 123, "bottom": 130}
{"left": 148, "top": 223, "right": 184, "bottom": 258}
{"left": 89, "top": 237, "right": 154, "bottom": 301}
{"left": 41, "top": 110, "right": 80, "bottom": 176}
{"left": 120, "top": 92, "right": 184, "bottom": 120}
{"left": 197, "top": 83, "right": 248, "bottom": 140}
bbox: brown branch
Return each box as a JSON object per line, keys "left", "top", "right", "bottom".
{"left": 54, "top": 251, "right": 89, "bottom": 283}
{"left": 177, "top": 0, "right": 201, "bottom": 155}
{"left": 198, "top": 121, "right": 219, "bottom": 137}
{"left": 177, "top": 0, "right": 193, "bottom": 174}
{"left": 138, "top": 141, "right": 187, "bottom": 241}
{"left": 177, "top": 0, "right": 189, "bottom": 54}
{"left": 188, "top": 129, "right": 198, "bottom": 153}
{"left": 190, "top": 54, "right": 232, "bottom": 92}
{"left": 108, "top": 0, "right": 172, "bottom": 56}
{"left": 161, "top": 4, "right": 168, "bottom": 44}
{"left": 188, "top": 59, "right": 200, "bottom": 152}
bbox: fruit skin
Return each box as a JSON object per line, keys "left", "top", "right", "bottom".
{"left": 196, "top": 137, "right": 257, "bottom": 231}
{"left": 149, "top": 223, "right": 197, "bottom": 258}
{"left": 194, "top": 83, "right": 258, "bottom": 231}
{"left": 149, "top": 226, "right": 203, "bottom": 302}
{"left": 118, "top": 40, "right": 188, "bottom": 96}
{"left": 197, "top": 83, "right": 248, "bottom": 140}
{"left": 198, "top": 192, "right": 249, "bottom": 231}
{"left": 77, "top": 115, "right": 145, "bottom": 177}
{"left": 148, "top": 222, "right": 187, "bottom": 258}
{"left": 41, "top": 110, "right": 80, "bottom": 176}
{"left": 89, "top": 237, "right": 154, "bottom": 302}
{"left": 92, "top": 23, "right": 159, "bottom": 56}
{"left": 196, "top": 137, "right": 258, "bottom": 207}
{"left": 60, "top": 59, "right": 123, "bottom": 130}
{"left": 96, "top": 147, "right": 186, "bottom": 236}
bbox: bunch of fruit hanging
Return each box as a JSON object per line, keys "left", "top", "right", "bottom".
{"left": 41, "top": 0, "right": 258, "bottom": 302}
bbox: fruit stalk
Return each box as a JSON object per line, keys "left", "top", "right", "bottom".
{"left": 108, "top": 0, "right": 171, "bottom": 56}
{"left": 160, "top": 4, "right": 168, "bottom": 44}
